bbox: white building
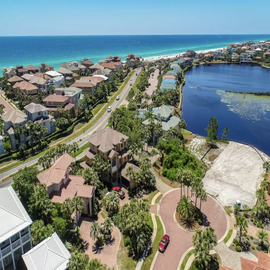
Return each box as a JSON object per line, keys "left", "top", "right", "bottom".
{"left": 0, "top": 186, "right": 32, "bottom": 270}
{"left": 22, "top": 233, "right": 71, "bottom": 270}
{"left": 24, "top": 103, "right": 56, "bottom": 135}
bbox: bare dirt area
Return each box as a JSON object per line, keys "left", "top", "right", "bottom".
{"left": 202, "top": 142, "right": 265, "bottom": 208}
{"left": 187, "top": 136, "right": 228, "bottom": 167}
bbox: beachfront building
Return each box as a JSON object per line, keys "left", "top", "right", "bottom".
{"left": 7, "top": 76, "right": 23, "bottom": 86}
{"left": 142, "top": 105, "right": 180, "bottom": 142}
{"left": 13, "top": 81, "right": 38, "bottom": 96}
{"left": 0, "top": 186, "right": 33, "bottom": 270}
{"left": 39, "top": 63, "right": 54, "bottom": 73}
{"left": 37, "top": 153, "right": 96, "bottom": 221}
{"left": 24, "top": 102, "right": 56, "bottom": 134}
{"left": 126, "top": 54, "right": 140, "bottom": 67}
{"left": 81, "top": 127, "right": 131, "bottom": 182}
{"left": 22, "top": 232, "right": 70, "bottom": 270}
{"left": 2, "top": 67, "right": 16, "bottom": 79}
{"left": 81, "top": 58, "right": 94, "bottom": 68}
{"left": 43, "top": 94, "right": 75, "bottom": 117}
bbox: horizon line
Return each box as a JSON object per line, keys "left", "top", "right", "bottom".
{"left": 0, "top": 34, "right": 270, "bottom": 38}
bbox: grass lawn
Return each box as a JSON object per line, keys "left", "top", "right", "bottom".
{"left": 100, "top": 209, "right": 108, "bottom": 219}
{"left": 141, "top": 215, "right": 164, "bottom": 270}
{"left": 117, "top": 237, "right": 138, "bottom": 270}
{"left": 181, "top": 129, "right": 192, "bottom": 136}
{"left": 149, "top": 214, "right": 154, "bottom": 230}
{"left": 0, "top": 71, "right": 136, "bottom": 175}
{"left": 147, "top": 190, "right": 158, "bottom": 204}
{"left": 71, "top": 142, "right": 90, "bottom": 158}
{"left": 179, "top": 249, "right": 194, "bottom": 270}
{"left": 155, "top": 194, "right": 163, "bottom": 204}
{"left": 224, "top": 229, "right": 233, "bottom": 243}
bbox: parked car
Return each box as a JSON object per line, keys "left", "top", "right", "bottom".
{"left": 107, "top": 106, "right": 111, "bottom": 112}
{"left": 158, "top": 234, "right": 170, "bottom": 252}
{"left": 112, "top": 186, "right": 125, "bottom": 199}
{"left": 116, "top": 95, "right": 120, "bottom": 100}
{"left": 130, "top": 83, "right": 132, "bottom": 86}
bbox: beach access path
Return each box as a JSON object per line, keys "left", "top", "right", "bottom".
{"left": 0, "top": 68, "right": 142, "bottom": 184}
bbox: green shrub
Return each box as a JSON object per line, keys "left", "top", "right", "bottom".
{"left": 253, "top": 241, "right": 257, "bottom": 245}
{"left": 250, "top": 236, "right": 254, "bottom": 240}
{"left": 236, "top": 246, "right": 242, "bottom": 252}
{"left": 197, "top": 219, "right": 203, "bottom": 225}
{"left": 233, "top": 238, "right": 239, "bottom": 246}
{"left": 252, "top": 246, "right": 255, "bottom": 250}
{"left": 51, "top": 209, "right": 58, "bottom": 218}
{"left": 243, "top": 232, "right": 247, "bottom": 236}
{"left": 247, "top": 241, "right": 251, "bottom": 246}
{"left": 246, "top": 237, "right": 249, "bottom": 240}
{"left": 256, "top": 246, "right": 261, "bottom": 251}
{"left": 264, "top": 250, "right": 268, "bottom": 253}
{"left": 123, "top": 235, "right": 131, "bottom": 247}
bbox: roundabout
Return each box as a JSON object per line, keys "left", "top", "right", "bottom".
{"left": 152, "top": 189, "right": 228, "bottom": 270}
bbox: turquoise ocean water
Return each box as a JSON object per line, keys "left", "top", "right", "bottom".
{"left": 0, "top": 35, "right": 270, "bottom": 75}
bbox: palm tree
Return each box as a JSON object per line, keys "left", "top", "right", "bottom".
{"left": 102, "top": 217, "right": 113, "bottom": 236}
{"left": 164, "top": 127, "right": 178, "bottom": 140}
{"left": 30, "top": 220, "right": 46, "bottom": 245}
{"left": 82, "top": 168, "right": 102, "bottom": 188}
{"left": 90, "top": 221, "right": 100, "bottom": 241}
{"left": 182, "top": 170, "right": 194, "bottom": 197}
{"left": 86, "top": 258, "right": 105, "bottom": 270}
{"left": 176, "top": 195, "right": 195, "bottom": 220}
{"left": 104, "top": 192, "right": 119, "bottom": 215}
{"left": 62, "top": 198, "right": 75, "bottom": 220}
{"left": 191, "top": 177, "right": 203, "bottom": 207}
{"left": 257, "top": 229, "right": 269, "bottom": 247}
{"left": 38, "top": 156, "right": 47, "bottom": 170}
{"left": 68, "top": 250, "right": 89, "bottom": 270}
{"left": 14, "top": 126, "right": 22, "bottom": 144}
{"left": 72, "top": 196, "right": 84, "bottom": 225}
{"left": 234, "top": 215, "right": 248, "bottom": 244}
{"left": 177, "top": 170, "right": 184, "bottom": 199}
{"left": 256, "top": 188, "right": 266, "bottom": 201}
{"left": 71, "top": 142, "right": 79, "bottom": 160}
{"left": 199, "top": 189, "right": 207, "bottom": 211}
{"left": 261, "top": 180, "right": 268, "bottom": 191}
{"left": 263, "top": 161, "right": 270, "bottom": 173}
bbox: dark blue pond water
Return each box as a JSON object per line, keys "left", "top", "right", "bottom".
{"left": 181, "top": 64, "right": 270, "bottom": 155}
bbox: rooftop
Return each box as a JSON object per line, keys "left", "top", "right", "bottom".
{"left": 43, "top": 95, "right": 69, "bottom": 103}
{"left": 22, "top": 232, "right": 70, "bottom": 270}
{"left": 8, "top": 76, "right": 23, "bottom": 83}
{"left": 2, "top": 109, "right": 27, "bottom": 124}
{"left": 24, "top": 102, "right": 47, "bottom": 114}
{"left": 89, "top": 127, "right": 128, "bottom": 153}
{"left": 37, "top": 153, "right": 73, "bottom": 187}
{"left": 0, "top": 186, "right": 32, "bottom": 243}
{"left": 45, "top": 71, "right": 63, "bottom": 77}
{"left": 14, "top": 80, "right": 38, "bottom": 91}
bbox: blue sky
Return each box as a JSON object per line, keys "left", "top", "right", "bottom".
{"left": 0, "top": 0, "right": 269, "bottom": 36}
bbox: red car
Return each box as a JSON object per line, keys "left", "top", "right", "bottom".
{"left": 158, "top": 234, "right": 170, "bottom": 252}
{"left": 112, "top": 187, "right": 125, "bottom": 199}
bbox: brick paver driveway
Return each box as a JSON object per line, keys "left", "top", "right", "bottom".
{"left": 152, "top": 189, "right": 227, "bottom": 270}
{"left": 79, "top": 213, "right": 120, "bottom": 269}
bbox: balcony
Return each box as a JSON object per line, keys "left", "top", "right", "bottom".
{"left": 22, "top": 233, "right": 30, "bottom": 243}
{"left": 112, "top": 165, "right": 117, "bottom": 173}
{"left": 12, "top": 239, "right": 21, "bottom": 250}
{"left": 1, "top": 245, "right": 11, "bottom": 257}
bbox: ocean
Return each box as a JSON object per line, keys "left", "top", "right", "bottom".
{"left": 0, "top": 34, "right": 270, "bottom": 75}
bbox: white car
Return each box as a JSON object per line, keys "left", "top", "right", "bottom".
{"left": 116, "top": 96, "right": 120, "bottom": 100}
{"left": 107, "top": 106, "right": 111, "bottom": 112}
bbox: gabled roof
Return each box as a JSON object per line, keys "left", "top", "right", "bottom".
{"left": 37, "top": 153, "right": 73, "bottom": 187}
{"left": 71, "top": 81, "right": 95, "bottom": 88}
{"left": 14, "top": 80, "right": 38, "bottom": 91}
{"left": 45, "top": 71, "right": 63, "bottom": 77}
{"left": 22, "top": 232, "right": 70, "bottom": 270}
{"left": 121, "top": 162, "right": 140, "bottom": 181}
{"left": 8, "top": 76, "right": 23, "bottom": 83}
{"left": 43, "top": 95, "right": 69, "bottom": 103}
{"left": 153, "top": 105, "right": 174, "bottom": 118}
{"left": 29, "top": 76, "right": 47, "bottom": 85}
{"left": 89, "top": 127, "right": 128, "bottom": 153}
{"left": 0, "top": 186, "right": 32, "bottom": 243}
{"left": 57, "top": 67, "right": 73, "bottom": 75}
{"left": 24, "top": 102, "right": 47, "bottom": 114}
{"left": 2, "top": 109, "right": 27, "bottom": 124}
{"left": 25, "top": 64, "right": 39, "bottom": 71}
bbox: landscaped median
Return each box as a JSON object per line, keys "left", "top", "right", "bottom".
{"left": 0, "top": 70, "right": 136, "bottom": 176}
{"left": 141, "top": 215, "right": 164, "bottom": 270}
{"left": 179, "top": 249, "right": 194, "bottom": 270}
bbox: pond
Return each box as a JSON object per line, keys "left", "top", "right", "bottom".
{"left": 181, "top": 64, "right": 270, "bottom": 156}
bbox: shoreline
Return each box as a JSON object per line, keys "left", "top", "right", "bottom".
{"left": 143, "top": 47, "right": 225, "bottom": 62}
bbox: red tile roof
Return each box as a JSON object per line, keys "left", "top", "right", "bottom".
{"left": 71, "top": 81, "right": 95, "bottom": 88}
{"left": 13, "top": 81, "right": 38, "bottom": 91}
{"left": 25, "top": 65, "right": 39, "bottom": 71}
{"left": 100, "top": 63, "right": 117, "bottom": 70}
{"left": 43, "top": 95, "right": 69, "bottom": 103}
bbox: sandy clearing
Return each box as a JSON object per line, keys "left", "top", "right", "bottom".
{"left": 203, "top": 142, "right": 265, "bottom": 207}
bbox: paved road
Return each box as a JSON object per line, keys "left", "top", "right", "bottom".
{"left": 152, "top": 190, "right": 227, "bottom": 270}
{"left": 0, "top": 68, "right": 141, "bottom": 186}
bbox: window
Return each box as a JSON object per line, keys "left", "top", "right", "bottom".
{"left": 38, "top": 112, "right": 41, "bottom": 115}
{"left": 92, "top": 144, "right": 94, "bottom": 150}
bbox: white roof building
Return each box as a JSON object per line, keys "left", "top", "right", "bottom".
{"left": 93, "top": 74, "right": 108, "bottom": 80}
{"left": 22, "top": 233, "right": 71, "bottom": 270}
{"left": 0, "top": 186, "right": 32, "bottom": 244}
{"left": 45, "top": 71, "right": 63, "bottom": 78}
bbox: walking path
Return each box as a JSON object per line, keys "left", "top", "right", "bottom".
{"left": 143, "top": 69, "right": 159, "bottom": 104}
